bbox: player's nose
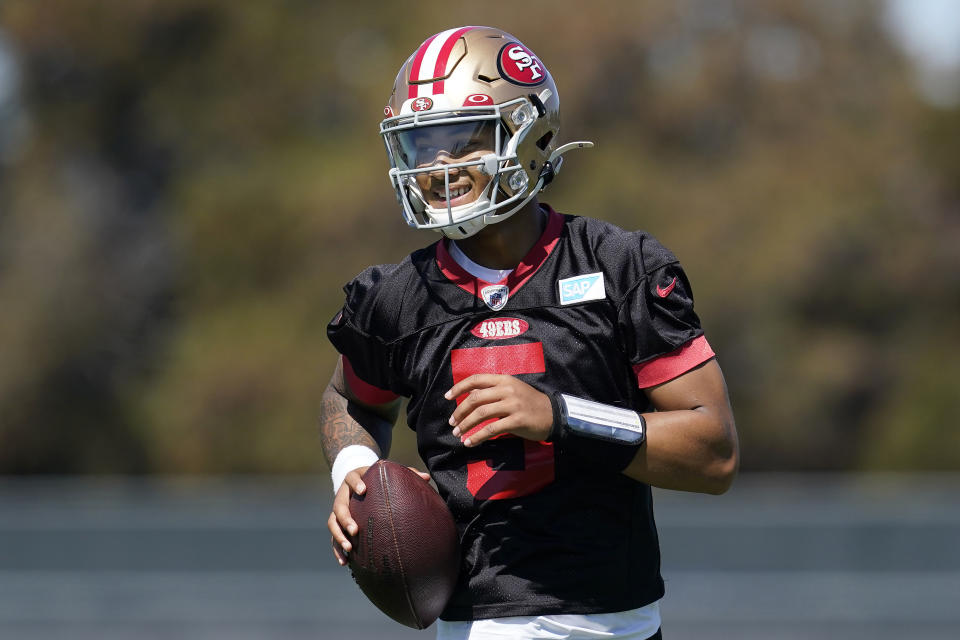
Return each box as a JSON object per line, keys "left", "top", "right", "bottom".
{"left": 428, "top": 158, "right": 460, "bottom": 179}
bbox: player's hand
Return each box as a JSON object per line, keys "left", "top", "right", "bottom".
{"left": 445, "top": 374, "right": 553, "bottom": 447}
{"left": 328, "top": 465, "right": 431, "bottom": 566}
{"left": 329, "top": 466, "right": 369, "bottom": 566}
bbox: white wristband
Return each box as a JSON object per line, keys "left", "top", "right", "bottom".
{"left": 559, "top": 393, "right": 646, "bottom": 445}
{"left": 330, "top": 445, "right": 380, "bottom": 494}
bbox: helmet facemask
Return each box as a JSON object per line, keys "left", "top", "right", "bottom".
{"left": 381, "top": 96, "right": 542, "bottom": 239}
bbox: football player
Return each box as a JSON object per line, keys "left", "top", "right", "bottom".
{"left": 320, "top": 26, "right": 739, "bottom": 640}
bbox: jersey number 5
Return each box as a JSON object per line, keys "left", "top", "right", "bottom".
{"left": 450, "top": 342, "right": 555, "bottom": 501}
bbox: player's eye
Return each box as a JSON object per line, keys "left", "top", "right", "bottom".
{"left": 414, "top": 144, "right": 442, "bottom": 167}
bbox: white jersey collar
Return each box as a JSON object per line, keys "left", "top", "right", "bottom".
{"left": 447, "top": 240, "right": 514, "bottom": 284}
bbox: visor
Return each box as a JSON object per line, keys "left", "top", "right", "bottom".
{"left": 379, "top": 97, "right": 546, "bottom": 239}
{"left": 386, "top": 119, "right": 501, "bottom": 171}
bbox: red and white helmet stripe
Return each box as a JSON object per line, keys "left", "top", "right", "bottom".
{"left": 407, "top": 26, "right": 476, "bottom": 99}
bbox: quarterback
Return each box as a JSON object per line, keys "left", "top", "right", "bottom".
{"left": 320, "top": 26, "right": 739, "bottom": 640}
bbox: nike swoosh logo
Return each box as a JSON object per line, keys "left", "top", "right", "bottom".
{"left": 656, "top": 277, "right": 677, "bottom": 298}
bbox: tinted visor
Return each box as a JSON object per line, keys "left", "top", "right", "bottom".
{"left": 388, "top": 120, "right": 499, "bottom": 171}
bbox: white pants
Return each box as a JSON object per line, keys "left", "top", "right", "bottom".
{"left": 436, "top": 602, "right": 660, "bottom": 640}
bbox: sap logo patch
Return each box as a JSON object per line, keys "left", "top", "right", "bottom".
{"left": 470, "top": 318, "right": 529, "bottom": 340}
{"left": 558, "top": 272, "right": 606, "bottom": 305}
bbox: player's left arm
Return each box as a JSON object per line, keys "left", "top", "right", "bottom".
{"left": 446, "top": 357, "right": 738, "bottom": 495}
{"left": 624, "top": 358, "right": 738, "bottom": 494}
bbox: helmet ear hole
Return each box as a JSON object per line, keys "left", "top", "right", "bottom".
{"left": 536, "top": 131, "right": 554, "bottom": 151}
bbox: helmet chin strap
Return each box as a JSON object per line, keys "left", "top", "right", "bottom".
{"left": 425, "top": 196, "right": 491, "bottom": 220}
{"left": 424, "top": 172, "right": 497, "bottom": 237}
{"left": 432, "top": 196, "right": 492, "bottom": 239}
{"left": 438, "top": 217, "right": 487, "bottom": 240}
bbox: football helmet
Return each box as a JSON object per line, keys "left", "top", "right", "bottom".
{"left": 380, "top": 26, "right": 593, "bottom": 239}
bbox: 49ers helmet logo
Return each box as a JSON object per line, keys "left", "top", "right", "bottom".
{"left": 411, "top": 96, "right": 434, "bottom": 112}
{"left": 497, "top": 42, "right": 545, "bottom": 86}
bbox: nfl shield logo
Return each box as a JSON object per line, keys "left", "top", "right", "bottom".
{"left": 481, "top": 284, "right": 509, "bottom": 311}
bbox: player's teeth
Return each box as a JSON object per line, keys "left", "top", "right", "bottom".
{"left": 441, "top": 187, "right": 469, "bottom": 199}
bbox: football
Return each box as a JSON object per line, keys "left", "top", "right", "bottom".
{"left": 347, "top": 460, "right": 460, "bottom": 629}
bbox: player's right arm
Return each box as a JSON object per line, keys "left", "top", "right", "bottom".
{"left": 320, "top": 355, "right": 402, "bottom": 565}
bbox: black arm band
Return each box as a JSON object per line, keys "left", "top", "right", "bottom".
{"left": 547, "top": 392, "right": 645, "bottom": 472}
{"left": 547, "top": 391, "right": 565, "bottom": 443}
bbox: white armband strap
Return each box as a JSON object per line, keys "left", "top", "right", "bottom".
{"left": 330, "top": 445, "right": 380, "bottom": 494}
{"left": 547, "top": 393, "right": 645, "bottom": 472}
{"left": 559, "top": 394, "right": 646, "bottom": 445}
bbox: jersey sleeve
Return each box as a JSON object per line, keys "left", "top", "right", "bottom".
{"left": 617, "top": 237, "right": 715, "bottom": 389}
{"left": 326, "top": 267, "right": 405, "bottom": 402}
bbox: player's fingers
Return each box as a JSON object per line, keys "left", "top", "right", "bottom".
{"left": 331, "top": 535, "right": 348, "bottom": 566}
{"left": 462, "top": 417, "right": 510, "bottom": 447}
{"left": 343, "top": 467, "right": 369, "bottom": 495}
{"left": 407, "top": 466, "right": 431, "bottom": 482}
{"left": 332, "top": 487, "right": 359, "bottom": 542}
{"left": 444, "top": 373, "right": 504, "bottom": 402}
{"left": 449, "top": 387, "right": 501, "bottom": 431}
{"left": 333, "top": 502, "right": 358, "bottom": 539}
{"left": 456, "top": 400, "right": 510, "bottom": 438}
{"left": 328, "top": 510, "right": 353, "bottom": 557}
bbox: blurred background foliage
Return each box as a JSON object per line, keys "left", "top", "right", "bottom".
{"left": 0, "top": 0, "right": 957, "bottom": 474}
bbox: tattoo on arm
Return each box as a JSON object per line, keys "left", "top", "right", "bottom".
{"left": 319, "top": 388, "right": 381, "bottom": 467}
{"left": 319, "top": 356, "right": 398, "bottom": 466}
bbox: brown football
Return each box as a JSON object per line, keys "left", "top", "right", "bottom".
{"left": 347, "top": 460, "right": 460, "bottom": 629}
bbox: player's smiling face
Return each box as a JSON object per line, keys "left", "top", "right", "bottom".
{"left": 407, "top": 120, "right": 497, "bottom": 209}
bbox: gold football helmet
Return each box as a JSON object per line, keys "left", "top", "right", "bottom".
{"left": 380, "top": 26, "right": 592, "bottom": 239}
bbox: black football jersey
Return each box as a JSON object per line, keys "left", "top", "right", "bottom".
{"left": 327, "top": 206, "right": 715, "bottom": 620}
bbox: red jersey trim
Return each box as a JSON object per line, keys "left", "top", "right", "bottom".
{"left": 436, "top": 205, "right": 564, "bottom": 301}
{"left": 342, "top": 356, "right": 400, "bottom": 405}
{"left": 633, "top": 335, "right": 715, "bottom": 388}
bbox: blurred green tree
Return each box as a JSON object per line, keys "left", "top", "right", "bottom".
{"left": 0, "top": 0, "right": 956, "bottom": 473}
